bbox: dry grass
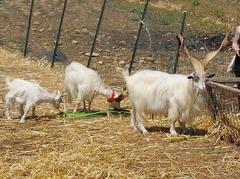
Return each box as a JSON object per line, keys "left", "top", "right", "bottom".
{"left": 0, "top": 49, "right": 239, "bottom": 178}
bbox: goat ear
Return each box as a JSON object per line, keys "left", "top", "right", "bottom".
{"left": 120, "top": 94, "right": 126, "bottom": 100}
{"left": 114, "top": 94, "right": 125, "bottom": 102}
{"left": 118, "top": 94, "right": 127, "bottom": 101}
{"left": 187, "top": 72, "right": 195, "bottom": 79}
{"left": 57, "top": 90, "right": 61, "bottom": 96}
{"left": 207, "top": 73, "right": 215, "bottom": 78}
{"left": 121, "top": 87, "right": 128, "bottom": 96}
{"left": 187, "top": 75, "right": 194, "bottom": 79}
{"left": 53, "top": 90, "right": 61, "bottom": 96}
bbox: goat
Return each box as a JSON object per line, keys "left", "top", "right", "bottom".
{"left": 4, "top": 78, "right": 63, "bottom": 123}
{"left": 64, "top": 61, "right": 124, "bottom": 112}
{"left": 122, "top": 33, "right": 228, "bottom": 135}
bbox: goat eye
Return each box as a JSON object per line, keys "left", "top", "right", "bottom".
{"left": 193, "top": 76, "right": 200, "bottom": 81}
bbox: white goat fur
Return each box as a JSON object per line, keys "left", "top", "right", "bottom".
{"left": 64, "top": 62, "right": 121, "bottom": 112}
{"left": 5, "top": 78, "right": 62, "bottom": 123}
{"left": 123, "top": 70, "right": 204, "bottom": 135}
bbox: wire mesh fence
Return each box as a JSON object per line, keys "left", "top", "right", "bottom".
{"left": 206, "top": 79, "right": 240, "bottom": 145}
{"left": 0, "top": 0, "right": 233, "bottom": 75}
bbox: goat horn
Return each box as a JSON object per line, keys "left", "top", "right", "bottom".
{"left": 202, "top": 32, "right": 229, "bottom": 69}
{"left": 177, "top": 33, "right": 204, "bottom": 73}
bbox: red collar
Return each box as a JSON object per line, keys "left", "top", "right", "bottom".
{"left": 107, "top": 90, "right": 116, "bottom": 103}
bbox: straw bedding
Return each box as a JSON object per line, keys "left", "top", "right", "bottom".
{"left": 0, "top": 49, "right": 239, "bottom": 178}
{"left": 206, "top": 82, "right": 240, "bottom": 145}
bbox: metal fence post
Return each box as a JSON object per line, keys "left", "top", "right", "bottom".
{"left": 128, "top": 0, "right": 150, "bottom": 75}
{"left": 23, "top": 0, "right": 34, "bottom": 57}
{"left": 87, "top": 0, "right": 107, "bottom": 68}
{"left": 173, "top": 11, "right": 187, "bottom": 74}
{"left": 51, "top": 0, "right": 67, "bottom": 67}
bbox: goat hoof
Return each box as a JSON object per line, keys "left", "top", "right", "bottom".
{"left": 169, "top": 131, "right": 178, "bottom": 136}
{"left": 142, "top": 130, "right": 149, "bottom": 135}
{"left": 19, "top": 119, "right": 26, "bottom": 123}
{"left": 132, "top": 127, "right": 138, "bottom": 132}
{"left": 236, "top": 113, "right": 240, "bottom": 118}
{"left": 130, "top": 125, "right": 137, "bottom": 131}
{"left": 32, "top": 114, "right": 38, "bottom": 118}
{"left": 4, "top": 113, "right": 11, "bottom": 120}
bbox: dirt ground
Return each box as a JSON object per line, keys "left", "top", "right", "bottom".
{"left": 0, "top": 0, "right": 240, "bottom": 178}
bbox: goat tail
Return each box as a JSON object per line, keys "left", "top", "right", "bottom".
{"left": 116, "top": 67, "right": 129, "bottom": 79}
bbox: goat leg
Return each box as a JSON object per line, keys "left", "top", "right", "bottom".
{"left": 32, "top": 106, "right": 37, "bottom": 118}
{"left": 83, "top": 100, "right": 86, "bottom": 112}
{"left": 136, "top": 112, "right": 148, "bottom": 134}
{"left": 73, "top": 103, "right": 80, "bottom": 113}
{"left": 19, "top": 104, "right": 24, "bottom": 117}
{"left": 87, "top": 101, "right": 92, "bottom": 112}
{"left": 130, "top": 107, "right": 137, "bottom": 131}
{"left": 63, "top": 96, "right": 68, "bottom": 112}
{"left": 20, "top": 106, "right": 30, "bottom": 123}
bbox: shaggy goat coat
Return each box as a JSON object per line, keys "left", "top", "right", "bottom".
{"left": 123, "top": 69, "right": 204, "bottom": 134}
{"left": 5, "top": 78, "right": 62, "bottom": 122}
{"left": 64, "top": 62, "right": 121, "bottom": 112}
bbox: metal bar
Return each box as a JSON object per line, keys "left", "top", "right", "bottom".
{"left": 51, "top": 0, "right": 67, "bottom": 67}
{"left": 128, "top": 0, "right": 150, "bottom": 75}
{"left": 173, "top": 11, "right": 187, "bottom": 74}
{"left": 87, "top": 0, "right": 107, "bottom": 68}
{"left": 23, "top": 0, "right": 34, "bottom": 57}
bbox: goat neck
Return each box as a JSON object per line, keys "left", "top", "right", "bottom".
{"left": 38, "top": 89, "right": 57, "bottom": 104}
{"left": 98, "top": 84, "right": 114, "bottom": 98}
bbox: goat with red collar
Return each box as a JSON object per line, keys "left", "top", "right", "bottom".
{"left": 64, "top": 61, "right": 124, "bottom": 112}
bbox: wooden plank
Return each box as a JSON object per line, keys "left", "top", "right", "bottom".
{"left": 207, "top": 81, "right": 240, "bottom": 93}
{"left": 210, "top": 77, "right": 240, "bottom": 83}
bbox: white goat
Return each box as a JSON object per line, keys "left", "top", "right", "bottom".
{"left": 122, "top": 33, "right": 228, "bottom": 135}
{"left": 4, "top": 78, "right": 63, "bottom": 123}
{"left": 64, "top": 61, "right": 124, "bottom": 112}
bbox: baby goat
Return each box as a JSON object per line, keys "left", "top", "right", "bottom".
{"left": 5, "top": 78, "right": 63, "bottom": 123}
{"left": 122, "top": 33, "right": 228, "bottom": 135}
{"left": 64, "top": 61, "right": 124, "bottom": 112}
